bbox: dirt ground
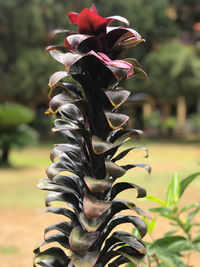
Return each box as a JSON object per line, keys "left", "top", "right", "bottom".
{"left": 1, "top": 188, "right": 200, "bottom": 267}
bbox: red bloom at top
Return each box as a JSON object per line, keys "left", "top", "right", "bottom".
{"left": 68, "top": 4, "right": 129, "bottom": 36}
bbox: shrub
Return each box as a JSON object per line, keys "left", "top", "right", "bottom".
{"left": 0, "top": 103, "right": 38, "bottom": 166}
{"left": 128, "top": 172, "right": 200, "bottom": 266}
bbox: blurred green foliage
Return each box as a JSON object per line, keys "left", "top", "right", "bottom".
{"left": 0, "top": 102, "right": 34, "bottom": 129}
{"left": 0, "top": 0, "right": 73, "bottom": 105}
{"left": 0, "top": 103, "right": 38, "bottom": 165}
{"left": 0, "top": 0, "right": 199, "bottom": 108}
{"left": 128, "top": 172, "right": 200, "bottom": 267}
{"left": 144, "top": 40, "right": 200, "bottom": 103}
{"left": 187, "top": 114, "right": 200, "bottom": 132}
{"left": 0, "top": 0, "right": 199, "bottom": 142}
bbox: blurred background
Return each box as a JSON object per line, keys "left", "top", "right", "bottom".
{"left": 0, "top": 0, "right": 199, "bottom": 266}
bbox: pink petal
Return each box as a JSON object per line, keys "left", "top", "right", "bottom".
{"left": 94, "top": 52, "right": 134, "bottom": 79}
{"left": 68, "top": 12, "right": 79, "bottom": 24}
{"left": 109, "top": 60, "right": 131, "bottom": 69}
{"left": 97, "top": 52, "right": 111, "bottom": 62}
{"left": 106, "top": 59, "right": 134, "bottom": 77}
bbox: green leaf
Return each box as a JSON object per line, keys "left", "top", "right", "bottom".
{"left": 124, "top": 58, "right": 141, "bottom": 68}
{"left": 148, "top": 236, "right": 187, "bottom": 258}
{"left": 125, "top": 262, "right": 137, "bottom": 267}
{"left": 164, "top": 230, "right": 178, "bottom": 237}
{"left": 132, "top": 67, "right": 148, "bottom": 80}
{"left": 166, "top": 239, "right": 190, "bottom": 254}
{"left": 166, "top": 172, "right": 180, "bottom": 207}
{"left": 180, "top": 203, "right": 197, "bottom": 213}
{"left": 132, "top": 227, "right": 140, "bottom": 239}
{"left": 186, "top": 203, "right": 200, "bottom": 222}
{"left": 144, "top": 195, "right": 167, "bottom": 207}
{"left": 142, "top": 216, "right": 156, "bottom": 235}
{"left": 180, "top": 172, "right": 200, "bottom": 197}
{"left": 149, "top": 207, "right": 176, "bottom": 220}
{"left": 159, "top": 255, "right": 187, "bottom": 267}
{"left": 193, "top": 230, "right": 200, "bottom": 243}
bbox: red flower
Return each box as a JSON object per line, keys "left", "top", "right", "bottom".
{"left": 68, "top": 4, "right": 129, "bottom": 36}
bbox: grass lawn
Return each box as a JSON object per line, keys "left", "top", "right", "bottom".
{"left": 0, "top": 140, "right": 199, "bottom": 208}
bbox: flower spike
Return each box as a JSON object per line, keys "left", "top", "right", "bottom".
{"left": 35, "top": 4, "right": 150, "bottom": 267}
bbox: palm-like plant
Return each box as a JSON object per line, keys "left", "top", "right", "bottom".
{"left": 34, "top": 4, "right": 151, "bottom": 267}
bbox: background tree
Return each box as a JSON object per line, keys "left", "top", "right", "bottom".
{"left": 0, "top": 103, "right": 38, "bottom": 166}
{"left": 144, "top": 40, "right": 200, "bottom": 106}
{"left": 0, "top": 0, "right": 199, "bottom": 135}
{"left": 0, "top": 0, "right": 75, "bottom": 107}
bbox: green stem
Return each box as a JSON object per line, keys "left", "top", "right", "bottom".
{"left": 176, "top": 211, "right": 192, "bottom": 266}
{"left": 152, "top": 252, "right": 160, "bottom": 265}
{"left": 176, "top": 214, "right": 191, "bottom": 241}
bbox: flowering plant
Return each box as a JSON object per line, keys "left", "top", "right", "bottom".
{"left": 34, "top": 4, "right": 150, "bottom": 267}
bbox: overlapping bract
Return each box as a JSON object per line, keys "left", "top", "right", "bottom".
{"left": 34, "top": 4, "right": 150, "bottom": 267}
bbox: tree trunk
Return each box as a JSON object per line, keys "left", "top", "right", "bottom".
{"left": 177, "top": 96, "right": 186, "bottom": 135}
{"left": 162, "top": 102, "right": 171, "bottom": 119}
{"left": 0, "top": 146, "right": 10, "bottom": 165}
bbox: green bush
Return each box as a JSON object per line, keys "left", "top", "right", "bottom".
{"left": 0, "top": 102, "right": 34, "bottom": 130}
{"left": 0, "top": 103, "right": 38, "bottom": 166}
{"left": 187, "top": 114, "right": 200, "bottom": 133}
{"left": 128, "top": 172, "right": 200, "bottom": 267}
{"left": 143, "top": 112, "right": 162, "bottom": 129}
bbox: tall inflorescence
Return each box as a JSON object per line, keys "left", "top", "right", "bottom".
{"left": 34, "top": 4, "right": 151, "bottom": 267}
